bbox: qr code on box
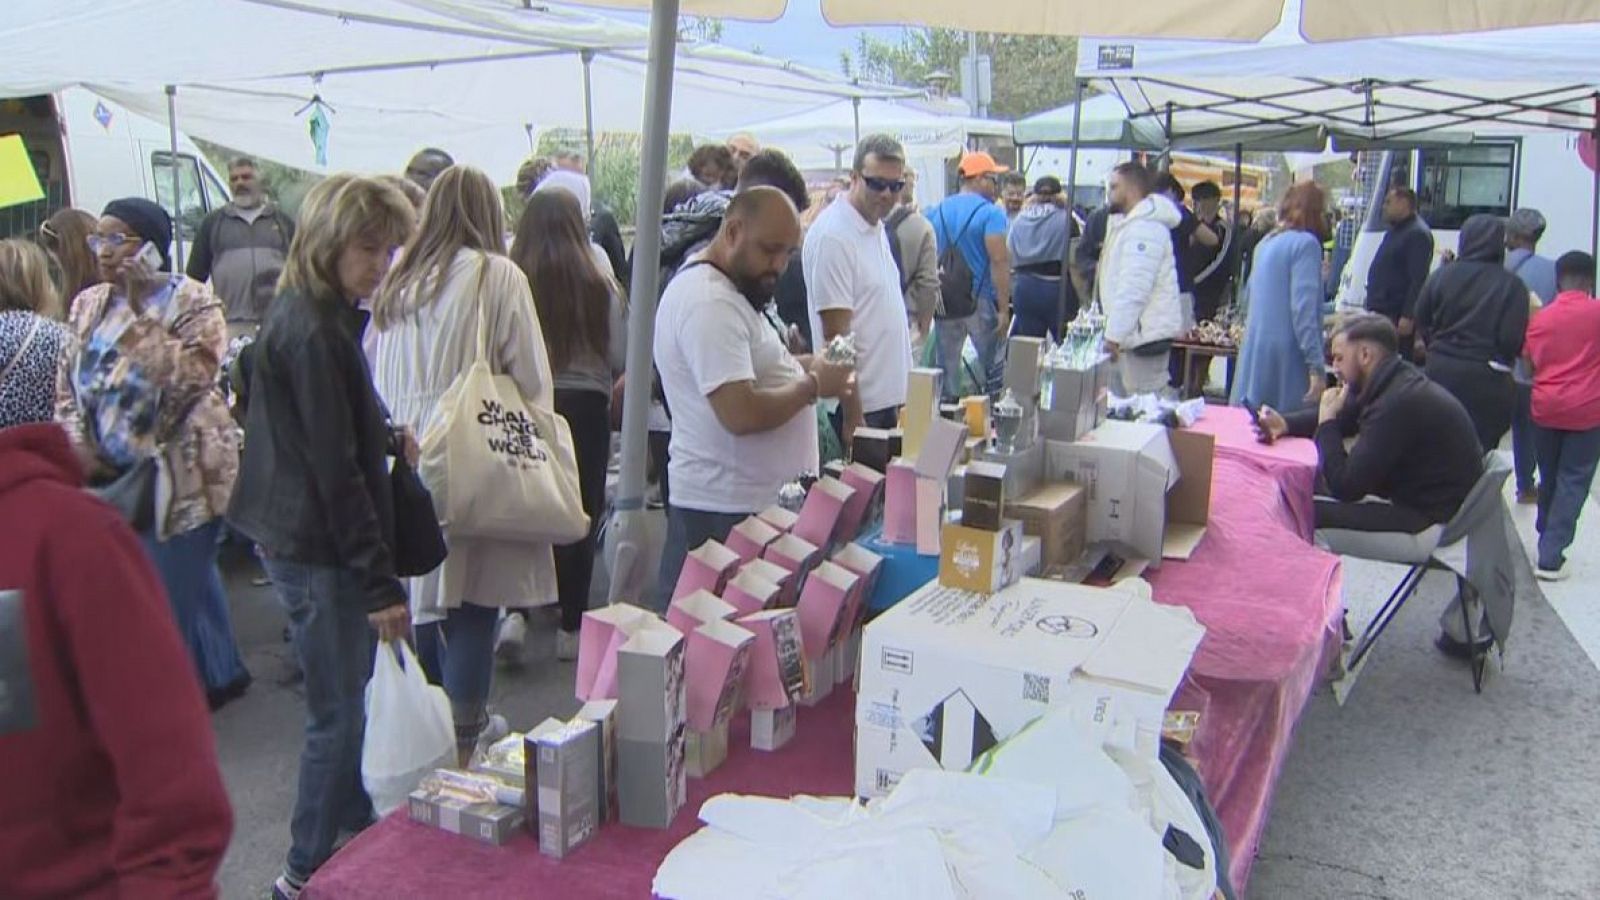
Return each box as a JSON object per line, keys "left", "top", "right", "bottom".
{"left": 1022, "top": 673, "right": 1051, "bottom": 703}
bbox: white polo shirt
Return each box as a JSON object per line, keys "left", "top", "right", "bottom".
{"left": 654, "top": 258, "right": 820, "bottom": 514}
{"left": 802, "top": 196, "right": 912, "bottom": 414}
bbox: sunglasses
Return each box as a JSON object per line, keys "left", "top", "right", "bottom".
{"left": 87, "top": 233, "right": 138, "bottom": 253}
{"left": 861, "top": 175, "right": 907, "bottom": 194}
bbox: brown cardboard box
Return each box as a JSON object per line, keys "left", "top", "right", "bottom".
{"left": 938, "top": 519, "right": 1026, "bottom": 594}
{"left": 961, "top": 461, "right": 1008, "bottom": 532}
{"left": 1163, "top": 429, "right": 1215, "bottom": 560}
{"left": 1011, "top": 482, "right": 1088, "bottom": 569}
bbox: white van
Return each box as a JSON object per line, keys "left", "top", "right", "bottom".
{"left": 0, "top": 87, "right": 229, "bottom": 265}
{"left": 1334, "top": 134, "right": 1596, "bottom": 312}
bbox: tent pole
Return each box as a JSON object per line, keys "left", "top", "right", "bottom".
{"left": 852, "top": 94, "right": 861, "bottom": 148}
{"left": 165, "top": 85, "right": 184, "bottom": 270}
{"left": 581, "top": 49, "right": 597, "bottom": 170}
{"left": 1592, "top": 95, "right": 1599, "bottom": 261}
{"left": 1231, "top": 143, "right": 1244, "bottom": 307}
{"left": 1059, "top": 77, "right": 1085, "bottom": 330}
{"left": 608, "top": 0, "right": 680, "bottom": 605}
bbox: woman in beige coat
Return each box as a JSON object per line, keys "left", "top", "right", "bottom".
{"left": 371, "top": 166, "right": 555, "bottom": 761}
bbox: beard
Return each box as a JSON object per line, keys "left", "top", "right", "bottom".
{"left": 730, "top": 274, "right": 777, "bottom": 309}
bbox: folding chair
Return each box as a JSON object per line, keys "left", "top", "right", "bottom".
{"left": 1323, "top": 456, "right": 1513, "bottom": 702}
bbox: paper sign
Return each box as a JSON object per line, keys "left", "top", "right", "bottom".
{"left": 0, "top": 135, "right": 45, "bottom": 209}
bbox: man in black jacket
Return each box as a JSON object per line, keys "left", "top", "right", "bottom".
{"left": 1413, "top": 213, "right": 1530, "bottom": 452}
{"left": 1257, "top": 314, "right": 1483, "bottom": 537}
{"left": 1364, "top": 187, "right": 1434, "bottom": 357}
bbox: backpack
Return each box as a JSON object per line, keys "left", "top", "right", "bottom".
{"left": 935, "top": 203, "right": 987, "bottom": 320}
{"left": 885, "top": 206, "right": 912, "bottom": 292}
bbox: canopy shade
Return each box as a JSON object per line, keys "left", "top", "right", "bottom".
{"left": 705, "top": 98, "right": 1009, "bottom": 169}
{"left": 1301, "top": 0, "right": 1600, "bottom": 42}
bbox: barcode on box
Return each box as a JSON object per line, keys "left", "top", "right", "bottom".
{"left": 1022, "top": 672, "right": 1051, "bottom": 703}
{"left": 880, "top": 646, "right": 913, "bottom": 675}
{"left": 875, "top": 768, "right": 902, "bottom": 792}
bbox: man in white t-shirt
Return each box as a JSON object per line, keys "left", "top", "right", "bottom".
{"left": 803, "top": 133, "right": 914, "bottom": 441}
{"left": 653, "top": 187, "right": 855, "bottom": 608}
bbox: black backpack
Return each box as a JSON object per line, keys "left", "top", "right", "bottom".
{"left": 935, "top": 203, "right": 986, "bottom": 320}
{"left": 885, "top": 206, "right": 912, "bottom": 292}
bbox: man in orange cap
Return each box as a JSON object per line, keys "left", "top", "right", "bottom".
{"left": 927, "top": 150, "right": 1013, "bottom": 398}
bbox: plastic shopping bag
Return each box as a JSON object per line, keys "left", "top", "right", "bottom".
{"left": 362, "top": 641, "right": 455, "bottom": 816}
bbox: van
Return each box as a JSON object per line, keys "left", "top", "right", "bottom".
{"left": 0, "top": 86, "right": 229, "bottom": 266}
{"left": 1334, "top": 134, "right": 1597, "bottom": 312}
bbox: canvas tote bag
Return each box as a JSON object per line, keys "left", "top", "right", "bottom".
{"left": 418, "top": 260, "right": 589, "bottom": 544}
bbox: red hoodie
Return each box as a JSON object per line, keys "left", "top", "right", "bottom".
{"left": 0, "top": 424, "right": 233, "bottom": 899}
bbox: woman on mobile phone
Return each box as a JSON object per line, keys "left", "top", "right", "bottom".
{"left": 55, "top": 197, "right": 250, "bottom": 709}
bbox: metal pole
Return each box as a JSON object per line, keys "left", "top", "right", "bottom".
{"left": 581, "top": 49, "right": 597, "bottom": 171}
{"left": 608, "top": 0, "right": 680, "bottom": 605}
{"left": 1231, "top": 143, "right": 1245, "bottom": 305}
{"left": 852, "top": 95, "right": 861, "bottom": 148}
{"left": 1591, "top": 95, "right": 1599, "bottom": 261}
{"left": 165, "top": 85, "right": 184, "bottom": 270}
{"left": 1059, "top": 78, "right": 1085, "bottom": 329}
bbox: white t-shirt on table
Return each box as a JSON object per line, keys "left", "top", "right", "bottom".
{"left": 802, "top": 196, "right": 912, "bottom": 414}
{"left": 654, "top": 258, "right": 820, "bottom": 514}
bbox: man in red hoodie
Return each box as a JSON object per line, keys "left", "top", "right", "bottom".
{"left": 0, "top": 421, "right": 233, "bottom": 898}
{"left": 1525, "top": 251, "right": 1600, "bottom": 582}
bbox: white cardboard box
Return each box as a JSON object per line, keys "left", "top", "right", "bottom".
{"left": 854, "top": 577, "right": 1202, "bottom": 798}
{"left": 1045, "top": 421, "right": 1179, "bottom": 563}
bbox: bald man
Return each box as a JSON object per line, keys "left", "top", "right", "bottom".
{"left": 404, "top": 148, "right": 454, "bottom": 193}
{"left": 726, "top": 133, "right": 761, "bottom": 174}
{"left": 652, "top": 187, "right": 855, "bottom": 608}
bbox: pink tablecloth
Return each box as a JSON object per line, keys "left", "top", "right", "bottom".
{"left": 306, "top": 407, "right": 1340, "bottom": 898}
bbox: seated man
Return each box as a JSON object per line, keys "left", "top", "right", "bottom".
{"left": 1256, "top": 314, "right": 1486, "bottom": 653}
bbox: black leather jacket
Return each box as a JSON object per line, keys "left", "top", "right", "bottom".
{"left": 227, "top": 288, "right": 403, "bottom": 612}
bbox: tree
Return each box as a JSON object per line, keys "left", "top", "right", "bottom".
{"left": 845, "top": 29, "right": 1080, "bottom": 120}
{"left": 678, "top": 16, "right": 723, "bottom": 43}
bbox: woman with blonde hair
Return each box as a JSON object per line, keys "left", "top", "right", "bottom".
{"left": 1232, "top": 182, "right": 1330, "bottom": 413}
{"left": 226, "top": 175, "right": 416, "bottom": 900}
{"left": 372, "top": 164, "right": 555, "bottom": 762}
{"left": 37, "top": 208, "right": 99, "bottom": 317}
{"left": 0, "top": 239, "right": 74, "bottom": 425}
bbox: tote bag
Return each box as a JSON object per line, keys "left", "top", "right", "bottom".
{"left": 418, "top": 265, "right": 589, "bottom": 545}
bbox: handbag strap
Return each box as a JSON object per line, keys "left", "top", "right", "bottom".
{"left": 0, "top": 315, "right": 44, "bottom": 392}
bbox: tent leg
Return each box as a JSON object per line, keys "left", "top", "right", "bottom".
{"left": 581, "top": 49, "right": 597, "bottom": 172}
{"left": 165, "top": 85, "right": 184, "bottom": 271}
{"left": 608, "top": 0, "right": 681, "bottom": 606}
{"left": 1591, "top": 96, "right": 1599, "bottom": 261}
{"left": 1059, "top": 78, "right": 1085, "bottom": 329}
{"left": 852, "top": 95, "right": 861, "bottom": 148}
{"left": 1231, "top": 143, "right": 1244, "bottom": 308}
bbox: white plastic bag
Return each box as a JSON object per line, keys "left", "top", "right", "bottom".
{"left": 362, "top": 641, "right": 455, "bottom": 816}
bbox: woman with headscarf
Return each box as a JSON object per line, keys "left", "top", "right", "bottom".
{"left": 1231, "top": 183, "right": 1330, "bottom": 414}
{"left": 37, "top": 208, "right": 100, "bottom": 317}
{"left": 56, "top": 197, "right": 250, "bottom": 709}
{"left": 372, "top": 165, "right": 556, "bottom": 762}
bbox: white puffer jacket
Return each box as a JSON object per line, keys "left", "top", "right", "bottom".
{"left": 1098, "top": 194, "right": 1184, "bottom": 350}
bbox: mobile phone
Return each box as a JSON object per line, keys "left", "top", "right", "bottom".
{"left": 1244, "top": 401, "right": 1262, "bottom": 426}
{"left": 134, "top": 241, "right": 164, "bottom": 272}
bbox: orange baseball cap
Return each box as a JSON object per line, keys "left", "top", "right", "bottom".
{"left": 958, "top": 151, "right": 1009, "bottom": 178}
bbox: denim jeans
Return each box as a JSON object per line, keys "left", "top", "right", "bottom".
{"left": 1511, "top": 382, "right": 1537, "bottom": 493}
{"left": 935, "top": 298, "right": 1000, "bottom": 400}
{"left": 653, "top": 505, "right": 747, "bottom": 612}
{"left": 140, "top": 518, "right": 249, "bottom": 694}
{"left": 261, "top": 558, "right": 376, "bottom": 884}
{"left": 413, "top": 602, "right": 500, "bottom": 755}
{"left": 1012, "top": 273, "right": 1064, "bottom": 343}
{"left": 1533, "top": 423, "right": 1600, "bottom": 570}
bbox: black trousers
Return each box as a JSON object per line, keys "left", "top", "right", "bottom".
{"left": 553, "top": 388, "right": 612, "bottom": 633}
{"left": 1425, "top": 353, "right": 1512, "bottom": 454}
{"left": 1315, "top": 497, "right": 1435, "bottom": 534}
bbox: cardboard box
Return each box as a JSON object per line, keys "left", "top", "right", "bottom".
{"left": 838, "top": 463, "right": 885, "bottom": 543}
{"left": 738, "top": 608, "right": 807, "bottom": 709}
{"left": 855, "top": 579, "right": 1196, "bottom": 798}
{"left": 830, "top": 543, "right": 885, "bottom": 609}
{"left": 725, "top": 516, "right": 782, "bottom": 564}
{"left": 1040, "top": 359, "right": 1112, "bottom": 443}
{"left": 795, "top": 561, "right": 859, "bottom": 663}
{"left": 961, "top": 460, "right": 1008, "bottom": 532}
{"left": 736, "top": 558, "right": 796, "bottom": 610}
{"left": 530, "top": 720, "right": 600, "bottom": 858}
{"left": 962, "top": 436, "right": 987, "bottom": 464}
{"left": 408, "top": 786, "right": 524, "bottom": 846}
{"left": 973, "top": 440, "right": 1045, "bottom": 501}
{"left": 573, "top": 700, "right": 618, "bottom": 824}
{"left": 684, "top": 618, "right": 755, "bottom": 732}
{"left": 575, "top": 605, "right": 649, "bottom": 701}
{"left": 851, "top": 427, "right": 895, "bottom": 473}
{"left": 763, "top": 533, "right": 820, "bottom": 577}
{"left": 794, "top": 477, "right": 856, "bottom": 549}
{"left": 751, "top": 705, "right": 797, "bottom": 752}
{"left": 1067, "top": 594, "right": 1205, "bottom": 754}
{"left": 799, "top": 644, "right": 836, "bottom": 706}
{"left": 666, "top": 589, "right": 736, "bottom": 636}
{"left": 1046, "top": 421, "right": 1179, "bottom": 563}
{"left": 823, "top": 459, "right": 847, "bottom": 482}
{"left": 721, "top": 568, "right": 781, "bottom": 616}
{"left": 1004, "top": 335, "right": 1047, "bottom": 402}
{"left": 915, "top": 476, "right": 945, "bottom": 557}
{"left": 939, "top": 402, "right": 963, "bottom": 421}
{"left": 882, "top": 458, "right": 919, "bottom": 545}
{"left": 1020, "top": 536, "right": 1042, "bottom": 577}
{"left": 961, "top": 395, "right": 991, "bottom": 439}
{"left": 1011, "top": 482, "right": 1088, "bottom": 569}
{"left": 915, "top": 418, "right": 969, "bottom": 481}
{"left": 757, "top": 505, "right": 799, "bottom": 533}
{"left": 685, "top": 722, "right": 730, "bottom": 778}
{"left": 1163, "top": 429, "right": 1214, "bottom": 560}
{"left": 938, "top": 519, "right": 1026, "bottom": 594}
{"left": 903, "top": 368, "right": 943, "bottom": 459}
{"left": 616, "top": 621, "right": 686, "bottom": 829}
{"left": 671, "top": 540, "right": 742, "bottom": 603}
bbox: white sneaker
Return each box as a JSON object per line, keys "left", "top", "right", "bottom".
{"left": 556, "top": 628, "right": 580, "bottom": 661}
{"left": 1536, "top": 564, "right": 1569, "bottom": 582}
{"left": 494, "top": 614, "right": 526, "bottom": 664}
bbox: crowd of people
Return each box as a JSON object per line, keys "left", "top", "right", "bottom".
{"left": 2, "top": 124, "right": 1596, "bottom": 899}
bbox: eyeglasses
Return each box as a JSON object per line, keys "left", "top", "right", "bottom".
{"left": 861, "top": 175, "right": 907, "bottom": 194}
{"left": 87, "top": 233, "right": 136, "bottom": 253}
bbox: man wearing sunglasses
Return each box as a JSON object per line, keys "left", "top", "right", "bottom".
{"left": 802, "top": 134, "right": 915, "bottom": 442}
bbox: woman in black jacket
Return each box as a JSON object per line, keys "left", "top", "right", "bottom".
{"left": 1414, "top": 214, "right": 1532, "bottom": 452}
{"left": 227, "top": 175, "right": 415, "bottom": 900}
